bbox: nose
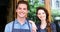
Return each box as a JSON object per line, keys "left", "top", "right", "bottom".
{"left": 20, "top": 9, "right": 24, "bottom": 12}
{"left": 40, "top": 14, "right": 43, "bottom": 17}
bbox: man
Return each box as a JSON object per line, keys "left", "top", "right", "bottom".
{"left": 5, "top": 1, "right": 37, "bottom": 32}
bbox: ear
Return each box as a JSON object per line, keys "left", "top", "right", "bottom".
{"left": 16, "top": 9, "right": 18, "bottom": 12}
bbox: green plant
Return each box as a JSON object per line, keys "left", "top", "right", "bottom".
{"left": 28, "top": 0, "right": 45, "bottom": 23}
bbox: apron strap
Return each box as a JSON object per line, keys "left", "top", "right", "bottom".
{"left": 12, "top": 21, "right": 15, "bottom": 32}
{"left": 12, "top": 19, "right": 31, "bottom": 32}
{"left": 26, "top": 19, "right": 31, "bottom": 32}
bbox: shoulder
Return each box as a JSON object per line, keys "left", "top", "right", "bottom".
{"left": 28, "top": 20, "right": 35, "bottom": 26}
{"left": 51, "top": 22, "right": 56, "bottom": 26}
{"left": 29, "top": 20, "right": 36, "bottom": 27}
{"left": 5, "top": 21, "right": 14, "bottom": 32}
{"left": 29, "top": 20, "right": 35, "bottom": 24}
{"left": 5, "top": 21, "right": 14, "bottom": 29}
{"left": 50, "top": 22, "right": 56, "bottom": 29}
{"left": 29, "top": 20, "right": 37, "bottom": 29}
{"left": 6, "top": 21, "right": 13, "bottom": 26}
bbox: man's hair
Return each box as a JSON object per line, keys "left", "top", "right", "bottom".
{"left": 16, "top": 1, "right": 29, "bottom": 10}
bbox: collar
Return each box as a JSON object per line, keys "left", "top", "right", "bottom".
{"left": 14, "top": 19, "right": 28, "bottom": 25}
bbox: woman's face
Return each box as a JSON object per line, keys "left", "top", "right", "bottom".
{"left": 37, "top": 9, "right": 46, "bottom": 21}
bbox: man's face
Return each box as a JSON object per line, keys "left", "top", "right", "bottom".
{"left": 16, "top": 4, "right": 28, "bottom": 18}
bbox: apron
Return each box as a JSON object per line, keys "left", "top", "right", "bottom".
{"left": 12, "top": 19, "right": 31, "bottom": 32}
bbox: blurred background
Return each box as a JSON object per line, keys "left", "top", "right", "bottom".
{"left": 0, "top": 0, "right": 60, "bottom": 32}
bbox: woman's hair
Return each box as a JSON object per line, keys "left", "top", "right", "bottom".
{"left": 36, "top": 7, "right": 51, "bottom": 32}
{"left": 36, "top": 7, "right": 49, "bottom": 20}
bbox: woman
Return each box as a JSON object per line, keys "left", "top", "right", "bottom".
{"left": 36, "top": 7, "right": 57, "bottom": 32}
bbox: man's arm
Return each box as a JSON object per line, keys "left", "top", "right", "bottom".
{"left": 4, "top": 24, "right": 10, "bottom": 32}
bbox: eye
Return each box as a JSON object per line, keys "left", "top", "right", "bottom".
{"left": 23, "top": 8, "right": 26, "bottom": 10}
{"left": 42, "top": 13, "right": 45, "bottom": 14}
{"left": 38, "top": 13, "right": 41, "bottom": 15}
{"left": 19, "top": 8, "right": 21, "bottom": 10}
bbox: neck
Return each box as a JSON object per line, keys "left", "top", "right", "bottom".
{"left": 41, "top": 20, "right": 46, "bottom": 22}
{"left": 41, "top": 20, "right": 47, "bottom": 24}
{"left": 40, "top": 20, "right": 47, "bottom": 29}
{"left": 17, "top": 16, "right": 26, "bottom": 25}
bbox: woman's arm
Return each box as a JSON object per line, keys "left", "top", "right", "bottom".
{"left": 29, "top": 20, "right": 37, "bottom": 32}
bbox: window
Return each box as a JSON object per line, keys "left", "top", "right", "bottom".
{"left": 56, "top": 0, "right": 60, "bottom": 8}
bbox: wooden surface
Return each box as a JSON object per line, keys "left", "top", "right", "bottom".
{"left": 45, "top": 0, "right": 51, "bottom": 22}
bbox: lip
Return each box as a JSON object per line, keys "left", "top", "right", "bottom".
{"left": 20, "top": 13, "right": 25, "bottom": 15}
{"left": 40, "top": 16, "right": 43, "bottom": 18}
